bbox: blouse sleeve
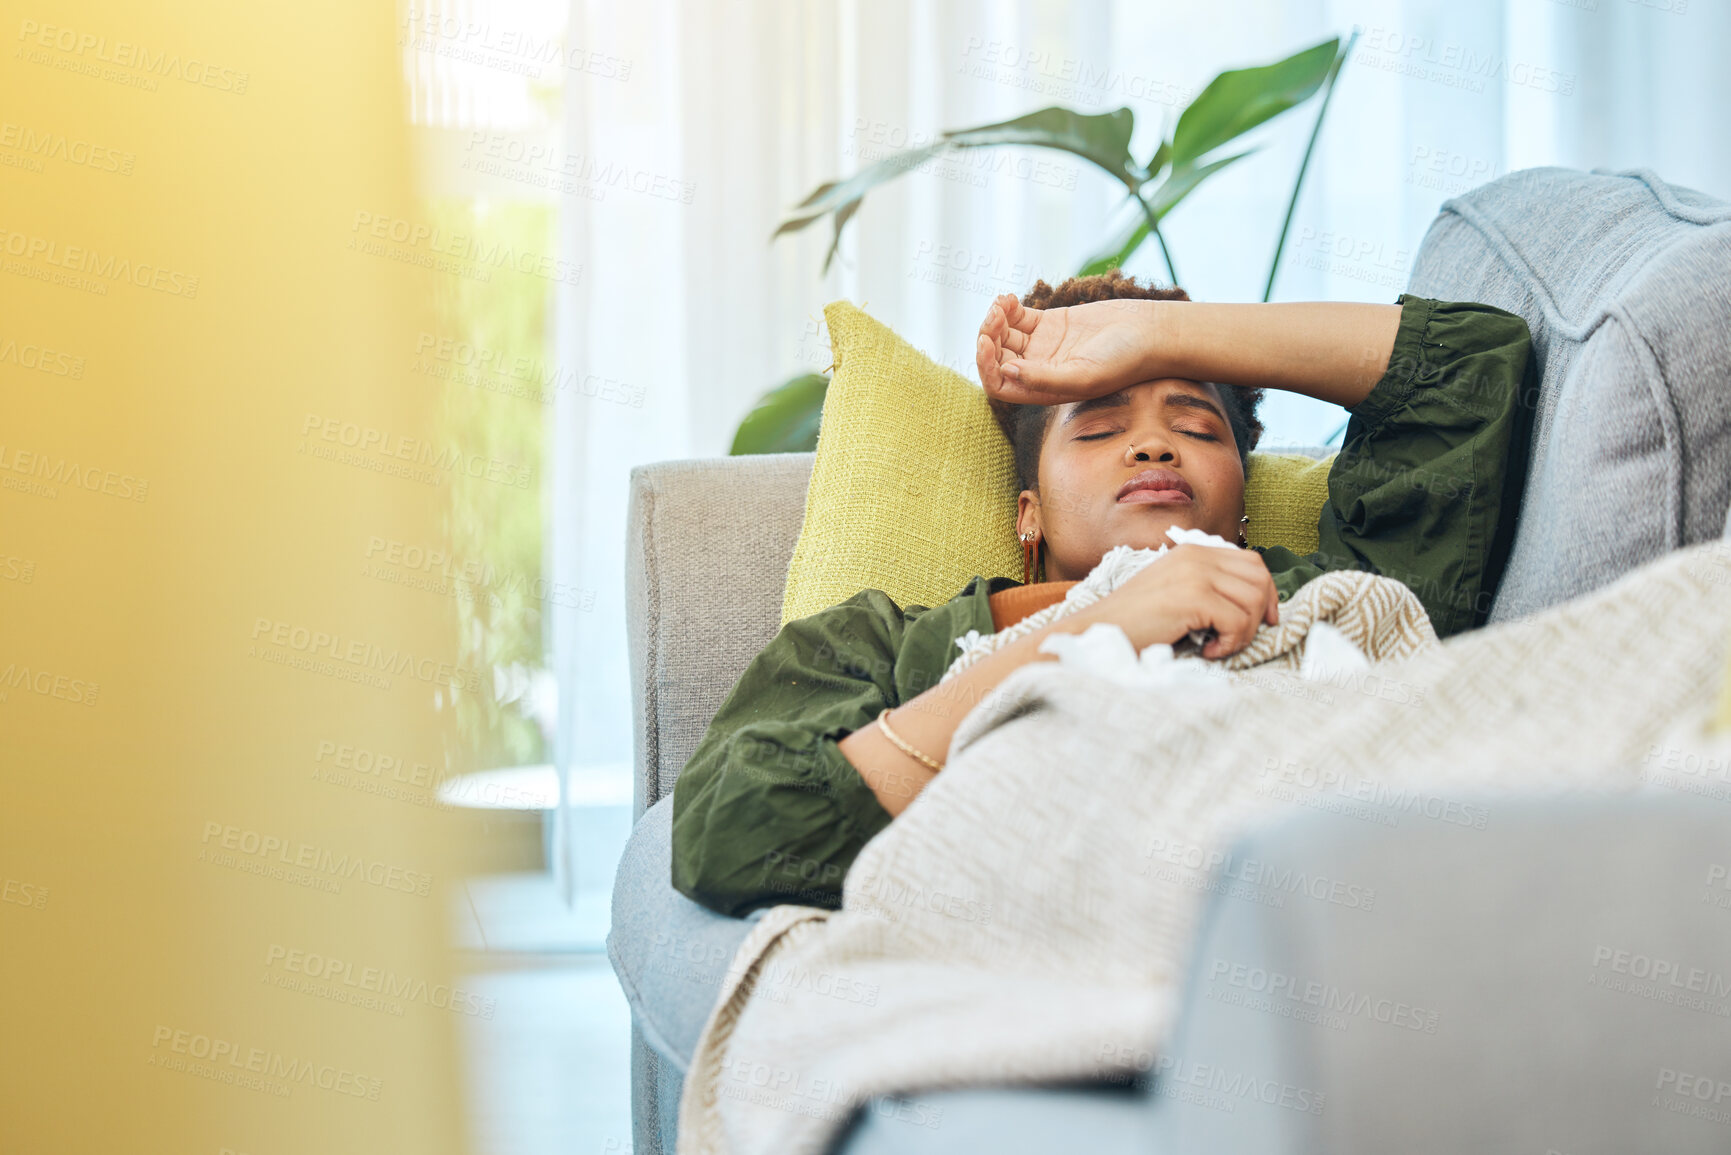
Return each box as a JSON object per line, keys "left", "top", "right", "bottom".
{"left": 669, "top": 578, "right": 997, "bottom": 918}
{"left": 1256, "top": 294, "right": 1537, "bottom": 639}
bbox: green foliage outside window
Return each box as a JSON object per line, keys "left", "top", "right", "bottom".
{"left": 423, "top": 198, "right": 554, "bottom": 775}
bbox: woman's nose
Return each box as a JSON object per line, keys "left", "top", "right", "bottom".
{"left": 1126, "top": 440, "right": 1174, "bottom": 463}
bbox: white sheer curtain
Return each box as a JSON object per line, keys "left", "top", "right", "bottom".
{"left": 551, "top": 0, "right": 1731, "bottom": 886}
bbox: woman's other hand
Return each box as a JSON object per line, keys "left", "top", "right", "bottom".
{"left": 1078, "top": 543, "right": 1280, "bottom": 660}
{"left": 975, "top": 291, "right": 1163, "bottom": 405}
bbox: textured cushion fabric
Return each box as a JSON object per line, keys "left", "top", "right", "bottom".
{"left": 780, "top": 300, "right": 1339, "bottom": 627}
{"left": 1405, "top": 167, "right": 1731, "bottom": 624}
{"left": 779, "top": 301, "right": 1023, "bottom": 626}
{"left": 1244, "top": 451, "right": 1334, "bottom": 556}
{"left": 625, "top": 452, "right": 813, "bottom": 816}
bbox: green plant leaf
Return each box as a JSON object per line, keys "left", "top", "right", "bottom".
{"left": 1078, "top": 196, "right": 1153, "bottom": 277}
{"left": 1262, "top": 30, "right": 1358, "bottom": 301}
{"left": 773, "top": 107, "right": 1145, "bottom": 266}
{"left": 822, "top": 199, "right": 862, "bottom": 274}
{"left": 945, "top": 106, "right": 1143, "bottom": 188}
{"left": 1076, "top": 151, "right": 1255, "bottom": 277}
{"left": 772, "top": 144, "right": 949, "bottom": 237}
{"left": 1170, "top": 37, "right": 1337, "bottom": 168}
{"left": 1147, "top": 150, "right": 1255, "bottom": 216}
{"left": 1144, "top": 138, "right": 1171, "bottom": 181}
{"left": 730, "top": 372, "right": 831, "bottom": 455}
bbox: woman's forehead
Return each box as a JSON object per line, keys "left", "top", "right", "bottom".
{"left": 1057, "top": 378, "right": 1224, "bottom": 425}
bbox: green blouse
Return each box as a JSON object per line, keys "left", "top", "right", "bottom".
{"left": 672, "top": 294, "right": 1537, "bottom": 917}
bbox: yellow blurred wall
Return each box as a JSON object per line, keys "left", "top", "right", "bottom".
{"left": 1, "top": 2, "right": 473, "bottom": 1150}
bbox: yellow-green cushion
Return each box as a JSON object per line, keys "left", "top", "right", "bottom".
{"left": 779, "top": 301, "right": 1337, "bottom": 627}
{"left": 1244, "top": 451, "right": 1334, "bottom": 557}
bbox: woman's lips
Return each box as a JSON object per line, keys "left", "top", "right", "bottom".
{"left": 1118, "top": 488, "right": 1193, "bottom": 504}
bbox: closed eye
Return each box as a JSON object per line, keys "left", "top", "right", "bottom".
{"left": 1075, "top": 430, "right": 1218, "bottom": 442}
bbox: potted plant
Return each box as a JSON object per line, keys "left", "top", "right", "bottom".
{"left": 733, "top": 31, "right": 1359, "bottom": 455}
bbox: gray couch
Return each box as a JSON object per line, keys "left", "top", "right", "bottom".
{"left": 609, "top": 167, "right": 1731, "bottom": 1153}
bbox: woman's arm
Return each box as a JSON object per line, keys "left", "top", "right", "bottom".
{"left": 842, "top": 543, "right": 1281, "bottom": 815}
{"left": 1154, "top": 301, "right": 1402, "bottom": 407}
{"left": 668, "top": 587, "right": 941, "bottom": 916}
{"left": 837, "top": 614, "right": 1068, "bottom": 816}
{"left": 977, "top": 293, "right": 1403, "bottom": 408}
{"left": 1259, "top": 296, "right": 1540, "bottom": 637}
{"left": 674, "top": 545, "right": 1280, "bottom": 914}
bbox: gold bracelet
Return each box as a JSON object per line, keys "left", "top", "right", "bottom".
{"left": 877, "top": 706, "right": 943, "bottom": 772}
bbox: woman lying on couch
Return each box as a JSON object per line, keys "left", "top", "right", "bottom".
{"left": 672, "top": 271, "right": 1537, "bottom": 918}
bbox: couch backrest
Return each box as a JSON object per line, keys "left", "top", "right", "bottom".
{"left": 1406, "top": 167, "right": 1731, "bottom": 623}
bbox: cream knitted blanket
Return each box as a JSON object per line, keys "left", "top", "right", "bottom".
{"left": 942, "top": 528, "right": 1440, "bottom": 685}
{"left": 676, "top": 539, "right": 1731, "bottom": 1155}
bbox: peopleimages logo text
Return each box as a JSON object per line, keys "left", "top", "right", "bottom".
{"left": 148, "top": 1026, "right": 380, "bottom": 1099}
{"left": 0, "top": 661, "right": 99, "bottom": 706}
{"left": 0, "top": 226, "right": 199, "bottom": 297}
{"left": 200, "top": 821, "right": 433, "bottom": 896}
{"left": 250, "top": 616, "right": 486, "bottom": 694}
{"left": 16, "top": 19, "right": 250, "bottom": 93}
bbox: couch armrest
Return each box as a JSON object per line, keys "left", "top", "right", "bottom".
{"left": 1156, "top": 793, "right": 1731, "bottom": 1154}
{"left": 625, "top": 452, "right": 814, "bottom": 820}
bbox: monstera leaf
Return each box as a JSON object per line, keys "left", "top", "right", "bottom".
{"left": 1170, "top": 38, "right": 1339, "bottom": 168}
{"left": 749, "top": 33, "right": 1359, "bottom": 453}
{"left": 1078, "top": 151, "right": 1255, "bottom": 277}
{"left": 774, "top": 107, "right": 1146, "bottom": 274}
{"left": 945, "top": 106, "right": 1145, "bottom": 188}
{"left": 774, "top": 36, "right": 1344, "bottom": 281}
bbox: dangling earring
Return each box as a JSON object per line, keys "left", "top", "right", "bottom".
{"left": 1238, "top": 514, "right": 1250, "bottom": 548}
{"left": 1018, "top": 528, "right": 1042, "bottom": 584}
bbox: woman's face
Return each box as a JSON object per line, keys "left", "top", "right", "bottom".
{"left": 1017, "top": 378, "right": 1245, "bottom": 582}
